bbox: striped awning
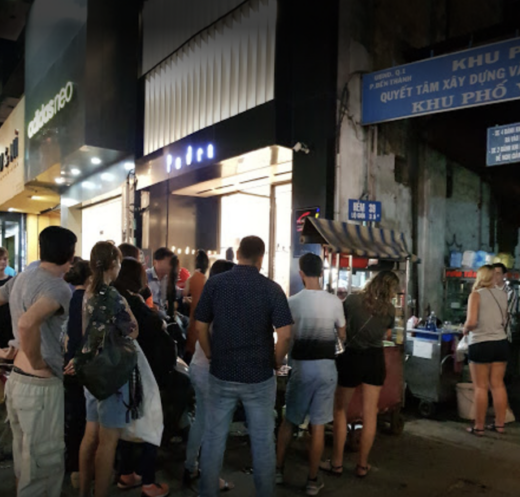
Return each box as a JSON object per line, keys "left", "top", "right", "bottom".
{"left": 301, "top": 218, "right": 416, "bottom": 261}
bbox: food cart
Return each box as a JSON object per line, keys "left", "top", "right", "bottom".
{"left": 300, "top": 218, "right": 415, "bottom": 445}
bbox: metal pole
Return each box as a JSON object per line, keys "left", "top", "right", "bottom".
{"left": 348, "top": 255, "right": 353, "bottom": 295}
{"left": 327, "top": 250, "right": 333, "bottom": 293}
{"left": 335, "top": 250, "right": 341, "bottom": 295}
{"left": 403, "top": 258, "right": 411, "bottom": 345}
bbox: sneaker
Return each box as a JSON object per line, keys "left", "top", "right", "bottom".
{"left": 275, "top": 467, "right": 284, "bottom": 485}
{"left": 141, "top": 483, "right": 170, "bottom": 497}
{"left": 306, "top": 477, "right": 324, "bottom": 496}
{"left": 117, "top": 473, "right": 143, "bottom": 490}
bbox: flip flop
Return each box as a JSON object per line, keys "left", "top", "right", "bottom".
{"left": 319, "top": 459, "right": 343, "bottom": 476}
{"left": 466, "top": 426, "right": 485, "bottom": 437}
{"left": 355, "top": 464, "right": 371, "bottom": 478}
{"left": 220, "top": 480, "right": 234, "bottom": 492}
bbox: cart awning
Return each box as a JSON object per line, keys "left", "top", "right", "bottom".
{"left": 301, "top": 218, "right": 417, "bottom": 261}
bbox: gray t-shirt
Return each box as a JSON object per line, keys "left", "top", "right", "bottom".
{"left": 0, "top": 265, "right": 72, "bottom": 379}
{"left": 344, "top": 293, "right": 395, "bottom": 349}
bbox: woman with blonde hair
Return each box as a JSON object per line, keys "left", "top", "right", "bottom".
{"left": 463, "top": 264, "right": 509, "bottom": 436}
{"left": 321, "top": 270, "right": 400, "bottom": 478}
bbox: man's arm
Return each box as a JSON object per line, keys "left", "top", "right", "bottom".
{"left": 196, "top": 321, "right": 211, "bottom": 359}
{"left": 337, "top": 324, "right": 346, "bottom": 342}
{"left": 18, "top": 297, "right": 61, "bottom": 370}
{"left": 275, "top": 325, "right": 292, "bottom": 369}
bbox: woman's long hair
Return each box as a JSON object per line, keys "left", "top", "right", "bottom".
{"left": 473, "top": 265, "right": 495, "bottom": 292}
{"left": 113, "top": 258, "right": 147, "bottom": 297}
{"left": 167, "top": 254, "right": 180, "bottom": 303}
{"left": 362, "top": 270, "right": 400, "bottom": 316}
{"left": 89, "top": 242, "right": 122, "bottom": 294}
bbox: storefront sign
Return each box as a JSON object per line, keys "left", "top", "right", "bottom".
{"left": 27, "top": 81, "right": 74, "bottom": 139}
{"left": 166, "top": 143, "right": 215, "bottom": 173}
{"left": 0, "top": 132, "right": 19, "bottom": 171}
{"left": 348, "top": 199, "right": 381, "bottom": 222}
{"left": 362, "top": 38, "right": 520, "bottom": 124}
{"left": 487, "top": 122, "right": 520, "bottom": 166}
{"left": 446, "top": 269, "right": 477, "bottom": 279}
{"left": 0, "top": 98, "right": 25, "bottom": 207}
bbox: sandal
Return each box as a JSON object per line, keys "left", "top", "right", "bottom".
{"left": 466, "top": 426, "right": 484, "bottom": 437}
{"left": 355, "top": 464, "right": 371, "bottom": 478}
{"left": 486, "top": 423, "right": 505, "bottom": 434}
{"left": 319, "top": 459, "right": 343, "bottom": 476}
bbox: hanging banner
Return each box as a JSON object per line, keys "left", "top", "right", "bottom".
{"left": 362, "top": 38, "right": 520, "bottom": 125}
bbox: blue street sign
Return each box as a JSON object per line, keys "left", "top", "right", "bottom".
{"left": 487, "top": 123, "right": 520, "bottom": 166}
{"left": 348, "top": 200, "right": 382, "bottom": 222}
{"left": 362, "top": 38, "right": 520, "bottom": 125}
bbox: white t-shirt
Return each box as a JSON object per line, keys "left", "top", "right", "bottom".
{"left": 288, "top": 289, "right": 345, "bottom": 361}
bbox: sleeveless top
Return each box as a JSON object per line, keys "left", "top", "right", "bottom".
{"left": 470, "top": 288, "right": 507, "bottom": 345}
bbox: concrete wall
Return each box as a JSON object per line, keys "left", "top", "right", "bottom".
{"left": 336, "top": 0, "right": 506, "bottom": 318}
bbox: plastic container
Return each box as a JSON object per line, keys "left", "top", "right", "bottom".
{"left": 456, "top": 383, "right": 474, "bottom": 420}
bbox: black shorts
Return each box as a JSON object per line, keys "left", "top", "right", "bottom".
{"left": 468, "top": 339, "right": 509, "bottom": 364}
{"left": 335, "top": 347, "right": 386, "bottom": 388}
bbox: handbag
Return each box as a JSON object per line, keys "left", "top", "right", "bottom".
{"left": 75, "top": 290, "right": 137, "bottom": 401}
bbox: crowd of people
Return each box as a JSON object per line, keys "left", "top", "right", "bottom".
{"left": 0, "top": 225, "right": 512, "bottom": 497}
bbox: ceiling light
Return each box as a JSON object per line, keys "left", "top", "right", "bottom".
{"left": 71, "top": 168, "right": 81, "bottom": 176}
{"left": 91, "top": 157, "right": 102, "bottom": 165}
{"left": 177, "top": 248, "right": 182, "bottom": 254}
{"left": 185, "top": 246, "right": 190, "bottom": 255}
{"left": 124, "top": 162, "right": 134, "bottom": 171}
{"left": 61, "top": 197, "right": 78, "bottom": 207}
{"left": 171, "top": 246, "right": 176, "bottom": 252}
{"left": 166, "top": 154, "right": 173, "bottom": 173}
{"left": 8, "top": 208, "right": 20, "bottom": 212}
{"left": 175, "top": 157, "right": 182, "bottom": 170}
{"left": 30, "top": 196, "right": 43, "bottom": 201}
{"left": 81, "top": 181, "right": 95, "bottom": 189}
{"left": 100, "top": 172, "right": 114, "bottom": 182}
{"left": 55, "top": 177, "right": 66, "bottom": 185}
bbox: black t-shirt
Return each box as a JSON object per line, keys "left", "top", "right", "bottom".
{"left": 0, "top": 276, "right": 13, "bottom": 348}
{"left": 344, "top": 293, "right": 395, "bottom": 349}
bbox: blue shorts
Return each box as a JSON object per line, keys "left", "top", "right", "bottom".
{"left": 285, "top": 360, "right": 337, "bottom": 426}
{"left": 85, "top": 383, "right": 130, "bottom": 429}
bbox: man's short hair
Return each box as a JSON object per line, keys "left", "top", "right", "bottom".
{"left": 299, "top": 253, "right": 323, "bottom": 277}
{"left": 119, "top": 243, "right": 140, "bottom": 260}
{"left": 153, "top": 247, "right": 174, "bottom": 261}
{"left": 40, "top": 226, "right": 77, "bottom": 265}
{"left": 238, "top": 236, "right": 265, "bottom": 262}
{"left": 493, "top": 262, "right": 508, "bottom": 275}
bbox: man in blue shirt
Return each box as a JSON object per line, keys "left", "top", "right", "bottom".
{"left": 145, "top": 247, "right": 174, "bottom": 316}
{"left": 195, "top": 236, "right": 293, "bottom": 497}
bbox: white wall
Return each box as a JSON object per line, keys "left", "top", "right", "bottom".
{"left": 81, "top": 197, "right": 122, "bottom": 258}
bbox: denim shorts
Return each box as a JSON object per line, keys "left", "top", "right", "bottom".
{"left": 285, "top": 359, "right": 337, "bottom": 426}
{"left": 85, "top": 383, "right": 130, "bottom": 429}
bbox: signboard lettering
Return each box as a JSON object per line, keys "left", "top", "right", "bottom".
{"left": 487, "top": 123, "right": 520, "bottom": 166}
{"left": 28, "top": 82, "right": 74, "bottom": 139}
{"left": 362, "top": 38, "right": 520, "bottom": 124}
{"left": 348, "top": 200, "right": 381, "bottom": 222}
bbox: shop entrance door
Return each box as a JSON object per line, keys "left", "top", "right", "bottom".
{"left": 220, "top": 183, "right": 292, "bottom": 294}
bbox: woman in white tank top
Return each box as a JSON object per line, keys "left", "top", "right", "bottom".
{"left": 463, "top": 265, "right": 509, "bottom": 436}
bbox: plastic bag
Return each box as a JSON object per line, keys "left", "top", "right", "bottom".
{"left": 121, "top": 342, "right": 164, "bottom": 447}
{"left": 456, "top": 335, "right": 469, "bottom": 362}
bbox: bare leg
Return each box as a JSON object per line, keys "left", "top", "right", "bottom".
{"left": 94, "top": 426, "right": 121, "bottom": 497}
{"left": 358, "top": 384, "right": 382, "bottom": 471}
{"left": 276, "top": 419, "right": 294, "bottom": 470}
{"left": 330, "top": 387, "right": 356, "bottom": 467}
{"left": 490, "top": 362, "right": 508, "bottom": 430}
{"left": 79, "top": 422, "right": 99, "bottom": 497}
{"left": 469, "top": 362, "right": 491, "bottom": 430}
{"left": 308, "top": 424, "right": 325, "bottom": 480}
